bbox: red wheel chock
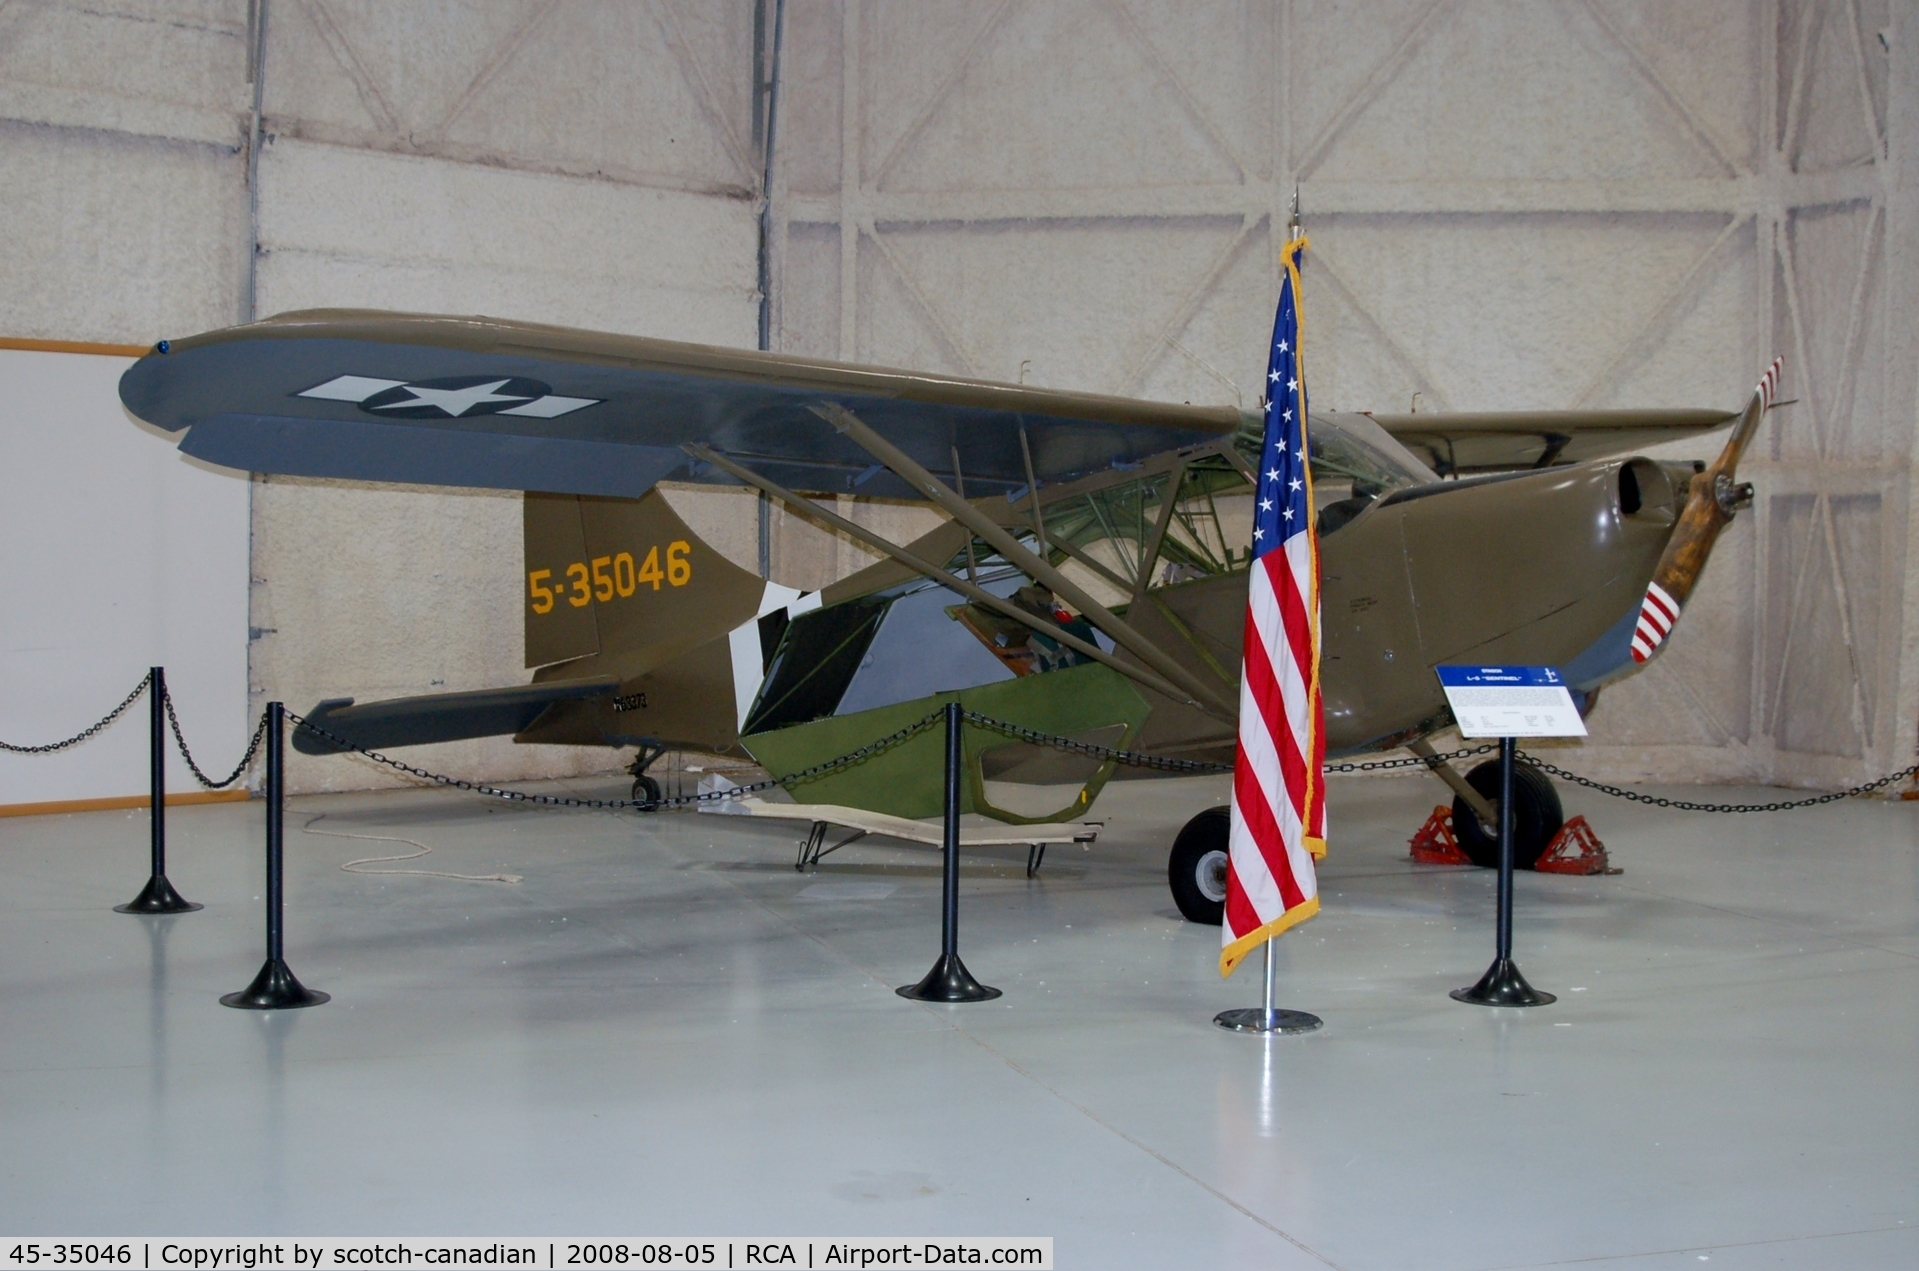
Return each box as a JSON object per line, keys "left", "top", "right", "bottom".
{"left": 1408, "top": 806, "right": 1472, "bottom": 865}
{"left": 1408, "top": 807, "right": 1615, "bottom": 874}
{"left": 1534, "top": 815, "right": 1614, "bottom": 874}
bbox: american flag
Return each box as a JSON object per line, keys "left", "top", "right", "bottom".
{"left": 1222, "top": 235, "right": 1326, "bottom": 978}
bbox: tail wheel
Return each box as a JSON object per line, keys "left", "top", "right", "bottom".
{"left": 1168, "top": 806, "right": 1231, "bottom": 925}
{"left": 1451, "top": 760, "right": 1563, "bottom": 869}
{"left": 632, "top": 774, "right": 662, "bottom": 809}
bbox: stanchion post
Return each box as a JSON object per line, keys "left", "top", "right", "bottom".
{"left": 115, "top": 667, "right": 201, "bottom": 915}
{"left": 897, "top": 701, "right": 1001, "bottom": 1003}
{"left": 1451, "top": 737, "right": 1555, "bottom": 1007}
{"left": 221, "top": 702, "right": 328, "bottom": 1010}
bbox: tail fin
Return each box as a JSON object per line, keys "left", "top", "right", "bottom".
{"left": 523, "top": 488, "right": 766, "bottom": 674}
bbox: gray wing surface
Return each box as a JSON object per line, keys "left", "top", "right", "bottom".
{"left": 120, "top": 310, "right": 1237, "bottom": 501}
{"left": 1370, "top": 409, "right": 1739, "bottom": 475}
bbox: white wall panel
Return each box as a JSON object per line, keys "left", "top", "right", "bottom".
{"left": 0, "top": 0, "right": 248, "bottom": 146}
{"left": 0, "top": 350, "right": 249, "bottom": 806}
{"left": 253, "top": 139, "right": 757, "bottom": 339}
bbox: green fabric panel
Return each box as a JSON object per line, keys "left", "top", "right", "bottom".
{"left": 741, "top": 662, "right": 1150, "bottom": 821}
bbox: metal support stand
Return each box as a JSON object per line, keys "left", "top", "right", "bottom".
{"left": 1451, "top": 737, "right": 1555, "bottom": 1008}
{"left": 1215, "top": 937, "right": 1322, "bottom": 1034}
{"left": 222, "top": 703, "right": 328, "bottom": 1010}
{"left": 898, "top": 702, "right": 1001, "bottom": 1003}
{"left": 116, "top": 667, "right": 201, "bottom": 915}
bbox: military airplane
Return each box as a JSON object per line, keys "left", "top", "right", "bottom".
{"left": 118, "top": 309, "right": 1777, "bottom": 924}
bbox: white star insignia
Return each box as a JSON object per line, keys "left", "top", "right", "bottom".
{"left": 1282, "top": 507, "right": 1294, "bottom": 520}
{"left": 1259, "top": 498, "right": 1274, "bottom": 512}
{"left": 1289, "top": 478, "right": 1302, "bottom": 491}
{"left": 1282, "top": 409, "right": 1292, "bottom": 421}
{"left": 1266, "top": 467, "right": 1281, "bottom": 482}
{"left": 1252, "top": 526, "right": 1264, "bottom": 540}
{"left": 1287, "top": 378, "right": 1298, "bottom": 392}
{"left": 369, "top": 379, "right": 532, "bottom": 417}
{"left": 1276, "top": 340, "right": 1289, "bottom": 354}
{"left": 1268, "top": 370, "right": 1279, "bottom": 383}
{"left": 1276, "top": 440, "right": 1287, "bottom": 452}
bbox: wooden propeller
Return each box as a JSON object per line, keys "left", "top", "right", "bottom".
{"left": 1631, "top": 358, "right": 1781, "bottom": 664}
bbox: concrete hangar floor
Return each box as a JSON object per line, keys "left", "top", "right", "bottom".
{"left": 1, "top": 771, "right": 1914, "bottom": 1268}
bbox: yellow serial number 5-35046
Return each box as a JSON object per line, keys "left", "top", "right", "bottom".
{"left": 527, "top": 541, "right": 691, "bottom": 614}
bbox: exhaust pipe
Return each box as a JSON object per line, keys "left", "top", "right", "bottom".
{"left": 1631, "top": 359, "right": 1780, "bottom": 663}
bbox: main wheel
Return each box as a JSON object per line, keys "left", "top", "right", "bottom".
{"left": 631, "top": 774, "right": 662, "bottom": 809}
{"left": 1168, "top": 806, "right": 1231, "bottom": 925}
{"left": 1451, "top": 760, "right": 1563, "bottom": 869}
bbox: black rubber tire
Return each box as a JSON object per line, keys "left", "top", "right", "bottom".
{"left": 631, "top": 774, "right": 662, "bottom": 809}
{"left": 1452, "top": 760, "right": 1563, "bottom": 870}
{"left": 1168, "top": 805, "right": 1231, "bottom": 925}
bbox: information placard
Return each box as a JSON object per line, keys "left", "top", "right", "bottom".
{"left": 1436, "top": 666, "right": 1587, "bottom": 739}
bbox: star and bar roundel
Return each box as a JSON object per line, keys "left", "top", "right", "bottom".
{"left": 298, "top": 374, "right": 600, "bottom": 420}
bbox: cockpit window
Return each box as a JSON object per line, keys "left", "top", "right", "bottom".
{"left": 936, "top": 413, "right": 1439, "bottom": 610}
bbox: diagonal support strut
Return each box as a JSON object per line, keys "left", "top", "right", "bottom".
{"left": 811, "top": 403, "right": 1239, "bottom": 721}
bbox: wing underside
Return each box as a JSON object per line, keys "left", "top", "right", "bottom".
{"left": 121, "top": 310, "right": 1237, "bottom": 503}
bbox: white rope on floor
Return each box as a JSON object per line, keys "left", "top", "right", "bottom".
{"left": 301, "top": 812, "right": 522, "bottom": 884}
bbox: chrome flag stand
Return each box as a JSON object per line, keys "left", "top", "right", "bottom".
{"left": 1215, "top": 937, "right": 1322, "bottom": 1034}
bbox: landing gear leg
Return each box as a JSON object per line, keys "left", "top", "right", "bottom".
{"left": 628, "top": 745, "right": 665, "bottom": 808}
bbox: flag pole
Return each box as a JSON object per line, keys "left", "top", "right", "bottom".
{"left": 1263, "top": 936, "right": 1277, "bottom": 1027}
{"left": 1217, "top": 938, "right": 1320, "bottom": 1034}
{"left": 1214, "top": 184, "right": 1323, "bottom": 1037}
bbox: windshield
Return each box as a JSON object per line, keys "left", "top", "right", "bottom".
{"left": 1238, "top": 410, "right": 1437, "bottom": 536}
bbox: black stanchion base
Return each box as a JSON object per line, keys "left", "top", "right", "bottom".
{"left": 1450, "top": 957, "right": 1556, "bottom": 1007}
{"left": 220, "top": 958, "right": 330, "bottom": 1010}
{"left": 1213, "top": 1007, "right": 1323, "bottom": 1034}
{"left": 896, "top": 953, "right": 1002, "bottom": 1003}
{"left": 114, "top": 874, "right": 203, "bottom": 915}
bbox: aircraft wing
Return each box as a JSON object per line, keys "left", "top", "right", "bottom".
{"left": 120, "top": 310, "right": 1238, "bottom": 502}
{"left": 1367, "top": 409, "right": 1739, "bottom": 476}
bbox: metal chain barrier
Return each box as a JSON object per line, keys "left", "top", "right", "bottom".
{"left": 165, "top": 689, "right": 270, "bottom": 789}
{"left": 285, "top": 708, "right": 947, "bottom": 810}
{"left": 958, "top": 709, "right": 1502, "bottom": 776}
{"left": 0, "top": 670, "right": 152, "bottom": 754}
{"left": 33, "top": 690, "right": 1874, "bottom": 816}
{"left": 1517, "top": 751, "right": 1919, "bottom": 813}
{"left": 959, "top": 709, "right": 1919, "bottom": 812}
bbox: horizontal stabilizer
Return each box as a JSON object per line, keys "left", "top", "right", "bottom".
{"left": 293, "top": 677, "right": 620, "bottom": 755}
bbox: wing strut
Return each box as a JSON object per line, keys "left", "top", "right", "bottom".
{"left": 681, "top": 444, "right": 1208, "bottom": 712}
{"left": 812, "top": 403, "right": 1239, "bottom": 720}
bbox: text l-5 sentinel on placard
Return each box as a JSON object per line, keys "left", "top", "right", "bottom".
{"left": 1436, "top": 666, "right": 1588, "bottom": 740}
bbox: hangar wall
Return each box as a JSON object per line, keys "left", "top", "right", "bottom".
{"left": 765, "top": 0, "right": 1918, "bottom": 791}
{"left": 2, "top": 2, "right": 1912, "bottom": 796}
{"left": 5, "top": 2, "right": 733, "bottom": 794}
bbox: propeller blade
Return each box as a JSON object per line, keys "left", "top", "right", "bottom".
{"left": 1630, "top": 358, "right": 1781, "bottom": 666}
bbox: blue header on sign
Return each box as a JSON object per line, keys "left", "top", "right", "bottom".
{"left": 1435, "top": 665, "right": 1565, "bottom": 687}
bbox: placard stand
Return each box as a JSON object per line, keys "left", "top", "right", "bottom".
{"left": 1450, "top": 737, "right": 1555, "bottom": 1008}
